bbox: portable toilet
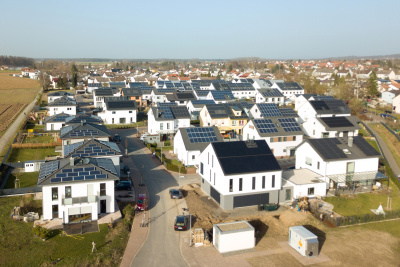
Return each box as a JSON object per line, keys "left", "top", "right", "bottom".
{"left": 289, "top": 226, "right": 319, "bottom": 257}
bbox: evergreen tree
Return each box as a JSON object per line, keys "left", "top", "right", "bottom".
{"left": 71, "top": 64, "right": 78, "bottom": 88}
{"left": 367, "top": 71, "right": 379, "bottom": 97}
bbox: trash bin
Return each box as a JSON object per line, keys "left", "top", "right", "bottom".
{"left": 258, "top": 204, "right": 264, "bottom": 211}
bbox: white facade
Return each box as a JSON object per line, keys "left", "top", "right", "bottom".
{"left": 213, "top": 221, "right": 255, "bottom": 253}
{"left": 147, "top": 108, "right": 190, "bottom": 135}
{"left": 48, "top": 106, "right": 76, "bottom": 116}
{"left": 62, "top": 137, "right": 109, "bottom": 146}
{"left": 98, "top": 109, "right": 137, "bottom": 124}
{"left": 297, "top": 101, "right": 350, "bottom": 124}
{"left": 301, "top": 117, "right": 358, "bottom": 138}
{"left": 46, "top": 122, "right": 64, "bottom": 131}
{"left": 255, "top": 90, "right": 284, "bottom": 105}
{"left": 48, "top": 95, "right": 74, "bottom": 103}
{"left": 173, "top": 130, "right": 200, "bottom": 166}
{"left": 42, "top": 180, "right": 115, "bottom": 223}
{"left": 393, "top": 94, "right": 400, "bottom": 114}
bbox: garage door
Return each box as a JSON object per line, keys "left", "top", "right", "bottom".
{"left": 210, "top": 187, "right": 220, "bottom": 204}
{"left": 233, "top": 193, "right": 269, "bottom": 208}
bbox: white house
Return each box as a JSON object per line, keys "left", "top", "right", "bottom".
{"left": 206, "top": 90, "right": 235, "bottom": 104}
{"left": 44, "top": 112, "right": 71, "bottom": 131}
{"left": 255, "top": 89, "right": 284, "bottom": 105}
{"left": 297, "top": 99, "right": 351, "bottom": 124}
{"left": 60, "top": 121, "right": 111, "bottom": 146}
{"left": 295, "top": 137, "right": 385, "bottom": 193}
{"left": 271, "top": 82, "right": 304, "bottom": 100}
{"left": 199, "top": 140, "right": 283, "bottom": 210}
{"left": 301, "top": 116, "right": 360, "bottom": 138}
{"left": 282, "top": 169, "right": 327, "bottom": 199}
{"left": 47, "top": 91, "right": 75, "bottom": 103}
{"left": 243, "top": 118, "right": 304, "bottom": 157}
{"left": 147, "top": 106, "right": 191, "bottom": 137}
{"left": 173, "top": 126, "right": 223, "bottom": 167}
{"left": 165, "top": 91, "right": 197, "bottom": 106}
{"left": 376, "top": 70, "right": 395, "bottom": 80}
{"left": 393, "top": 94, "right": 400, "bottom": 114}
{"left": 186, "top": 100, "right": 215, "bottom": 120}
{"left": 93, "top": 88, "right": 120, "bottom": 108}
{"left": 47, "top": 96, "right": 77, "bottom": 116}
{"left": 98, "top": 99, "right": 137, "bottom": 124}
{"left": 381, "top": 90, "right": 400, "bottom": 105}
{"left": 37, "top": 157, "right": 119, "bottom": 224}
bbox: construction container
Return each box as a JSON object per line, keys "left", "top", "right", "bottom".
{"left": 289, "top": 226, "right": 319, "bottom": 257}
{"left": 213, "top": 221, "right": 255, "bottom": 253}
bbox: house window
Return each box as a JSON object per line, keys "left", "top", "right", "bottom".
{"left": 270, "top": 138, "right": 273, "bottom": 143}
{"left": 305, "top": 157, "right": 312, "bottom": 166}
{"left": 112, "top": 111, "right": 116, "bottom": 114}
{"left": 192, "top": 155, "right": 195, "bottom": 160}
{"left": 229, "top": 179, "right": 233, "bottom": 192}
{"left": 252, "top": 177, "right": 256, "bottom": 190}
{"left": 278, "top": 137, "right": 282, "bottom": 142}
{"left": 232, "top": 120, "right": 237, "bottom": 126}
{"left": 262, "top": 176, "right": 265, "bottom": 189}
{"left": 100, "top": 183, "right": 106, "bottom": 196}
{"left": 239, "top": 178, "right": 243, "bottom": 191}
{"left": 212, "top": 155, "right": 213, "bottom": 167}
{"left": 317, "top": 161, "right": 320, "bottom": 170}
{"left": 52, "top": 205, "right": 59, "bottom": 219}
{"left": 200, "top": 162, "right": 204, "bottom": 175}
{"left": 214, "top": 173, "right": 216, "bottom": 185}
{"left": 308, "top": 187, "right": 315, "bottom": 195}
{"left": 293, "top": 136, "right": 296, "bottom": 141}
{"left": 160, "top": 123, "right": 163, "bottom": 130}
{"left": 167, "top": 123, "right": 170, "bottom": 129}
{"left": 283, "top": 137, "right": 287, "bottom": 141}
{"left": 52, "top": 188, "right": 58, "bottom": 200}
{"left": 129, "top": 111, "right": 132, "bottom": 113}
{"left": 272, "top": 175, "right": 275, "bottom": 188}
{"left": 65, "top": 186, "right": 72, "bottom": 198}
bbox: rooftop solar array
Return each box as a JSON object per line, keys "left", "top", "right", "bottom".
{"left": 321, "top": 117, "right": 354, "bottom": 128}
{"left": 191, "top": 100, "right": 215, "bottom": 105}
{"left": 312, "top": 95, "right": 335, "bottom": 101}
{"left": 276, "top": 82, "right": 303, "bottom": 91}
{"left": 353, "top": 137, "right": 380, "bottom": 156}
{"left": 53, "top": 114, "right": 70, "bottom": 122}
{"left": 310, "top": 101, "right": 330, "bottom": 111}
{"left": 186, "top": 127, "right": 218, "bottom": 143}
{"left": 211, "top": 90, "right": 234, "bottom": 100}
{"left": 158, "top": 107, "right": 174, "bottom": 119}
{"left": 96, "top": 158, "right": 118, "bottom": 175}
{"left": 60, "top": 125, "right": 73, "bottom": 136}
{"left": 170, "top": 106, "right": 190, "bottom": 118}
{"left": 64, "top": 141, "right": 84, "bottom": 156}
{"left": 254, "top": 119, "right": 278, "bottom": 133}
{"left": 69, "top": 129, "right": 99, "bottom": 137}
{"left": 279, "top": 108, "right": 298, "bottom": 117}
{"left": 51, "top": 167, "right": 108, "bottom": 183}
{"left": 157, "top": 102, "right": 178, "bottom": 107}
{"left": 260, "top": 89, "right": 283, "bottom": 97}
{"left": 258, "top": 103, "right": 282, "bottom": 117}
{"left": 278, "top": 118, "right": 302, "bottom": 132}
{"left": 194, "top": 89, "right": 210, "bottom": 96}
{"left": 38, "top": 161, "right": 59, "bottom": 181}
{"left": 65, "top": 114, "right": 103, "bottom": 124}
{"left": 88, "top": 83, "right": 102, "bottom": 87}
{"left": 308, "top": 138, "right": 346, "bottom": 159}
{"left": 129, "top": 82, "right": 147, "bottom": 88}
{"left": 99, "top": 140, "right": 121, "bottom": 152}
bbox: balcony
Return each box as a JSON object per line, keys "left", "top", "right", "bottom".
{"left": 62, "top": 195, "right": 98, "bottom": 205}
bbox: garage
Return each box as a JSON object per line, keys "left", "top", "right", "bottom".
{"left": 213, "top": 221, "right": 255, "bottom": 253}
{"left": 210, "top": 187, "right": 220, "bottom": 204}
{"left": 233, "top": 192, "right": 269, "bottom": 208}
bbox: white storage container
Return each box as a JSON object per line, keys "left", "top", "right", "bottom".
{"left": 289, "top": 226, "right": 319, "bottom": 257}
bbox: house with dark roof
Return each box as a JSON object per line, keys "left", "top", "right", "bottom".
{"left": 297, "top": 99, "right": 351, "bottom": 124}
{"left": 302, "top": 116, "right": 360, "bottom": 138}
{"left": 93, "top": 88, "right": 121, "bottom": 108}
{"left": 44, "top": 112, "right": 71, "bottom": 131}
{"left": 47, "top": 91, "right": 75, "bottom": 103}
{"left": 147, "top": 106, "right": 191, "bottom": 137}
{"left": 60, "top": 121, "right": 111, "bottom": 146}
{"left": 47, "top": 96, "right": 77, "bottom": 116}
{"left": 98, "top": 99, "right": 137, "bottom": 125}
{"left": 37, "top": 157, "right": 119, "bottom": 224}
{"left": 121, "top": 88, "right": 146, "bottom": 107}
{"left": 271, "top": 82, "right": 304, "bottom": 100}
{"left": 198, "top": 140, "right": 283, "bottom": 210}
{"left": 206, "top": 90, "right": 235, "bottom": 104}
{"left": 255, "top": 88, "right": 284, "bottom": 105}
{"left": 186, "top": 100, "right": 215, "bottom": 120}
{"left": 165, "top": 91, "right": 197, "bottom": 106}
{"left": 65, "top": 114, "right": 103, "bottom": 125}
{"left": 295, "top": 137, "right": 385, "bottom": 195}
{"left": 173, "top": 126, "right": 223, "bottom": 166}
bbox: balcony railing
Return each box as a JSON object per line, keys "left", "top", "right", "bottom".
{"left": 62, "top": 195, "right": 97, "bottom": 205}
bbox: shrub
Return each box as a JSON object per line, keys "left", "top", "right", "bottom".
{"left": 166, "top": 163, "right": 187, "bottom": 174}
{"left": 164, "top": 141, "right": 171, "bottom": 146}
{"left": 122, "top": 204, "right": 134, "bottom": 230}
{"left": 33, "top": 225, "right": 50, "bottom": 240}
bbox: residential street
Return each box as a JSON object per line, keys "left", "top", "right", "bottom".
{"left": 114, "top": 129, "right": 188, "bottom": 267}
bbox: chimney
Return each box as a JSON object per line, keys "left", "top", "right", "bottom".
{"left": 81, "top": 120, "right": 84, "bottom": 126}
{"left": 70, "top": 157, "right": 75, "bottom": 166}
{"left": 348, "top": 137, "right": 353, "bottom": 147}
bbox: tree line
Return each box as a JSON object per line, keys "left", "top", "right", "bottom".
{"left": 0, "top": 56, "right": 35, "bottom": 67}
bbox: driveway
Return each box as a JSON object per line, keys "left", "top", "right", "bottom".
{"left": 113, "top": 129, "right": 187, "bottom": 266}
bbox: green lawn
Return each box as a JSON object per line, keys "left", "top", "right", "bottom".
{"left": 0, "top": 196, "right": 130, "bottom": 266}
{"left": 105, "top": 121, "right": 145, "bottom": 129}
{"left": 25, "top": 124, "right": 45, "bottom": 130}
{"left": 24, "top": 135, "right": 54, "bottom": 143}
{"left": 5, "top": 172, "right": 39, "bottom": 189}
{"left": 325, "top": 183, "right": 400, "bottom": 216}
{"left": 7, "top": 148, "right": 57, "bottom": 162}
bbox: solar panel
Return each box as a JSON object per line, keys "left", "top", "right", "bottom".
{"left": 254, "top": 119, "right": 278, "bottom": 133}
{"left": 309, "top": 139, "right": 347, "bottom": 159}
{"left": 278, "top": 118, "right": 302, "bottom": 132}
{"left": 353, "top": 136, "right": 380, "bottom": 156}
{"left": 158, "top": 107, "right": 174, "bottom": 119}
{"left": 257, "top": 103, "right": 282, "bottom": 117}
{"left": 99, "top": 140, "right": 121, "bottom": 152}
{"left": 96, "top": 158, "right": 117, "bottom": 175}
{"left": 157, "top": 102, "right": 178, "bottom": 107}
{"left": 191, "top": 100, "right": 215, "bottom": 105}
{"left": 64, "top": 141, "right": 84, "bottom": 156}
{"left": 38, "top": 161, "right": 59, "bottom": 181}
{"left": 321, "top": 117, "right": 354, "bottom": 128}
{"left": 211, "top": 90, "right": 234, "bottom": 100}
{"left": 310, "top": 101, "right": 330, "bottom": 111}
{"left": 279, "top": 108, "right": 298, "bottom": 117}
{"left": 186, "top": 127, "right": 219, "bottom": 143}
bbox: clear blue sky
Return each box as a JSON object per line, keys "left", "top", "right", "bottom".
{"left": 1, "top": 0, "right": 399, "bottom": 59}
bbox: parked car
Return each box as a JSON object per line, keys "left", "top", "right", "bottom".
{"left": 174, "top": 215, "right": 188, "bottom": 231}
{"left": 139, "top": 133, "right": 148, "bottom": 141}
{"left": 137, "top": 194, "right": 148, "bottom": 211}
{"left": 115, "top": 180, "right": 132, "bottom": 191}
{"left": 114, "top": 134, "right": 121, "bottom": 143}
{"left": 169, "top": 189, "right": 182, "bottom": 199}
{"left": 122, "top": 165, "right": 130, "bottom": 174}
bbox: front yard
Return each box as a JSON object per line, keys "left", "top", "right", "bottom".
{"left": 4, "top": 172, "right": 39, "bottom": 189}
{"left": 0, "top": 195, "right": 131, "bottom": 266}
{"left": 7, "top": 148, "right": 58, "bottom": 162}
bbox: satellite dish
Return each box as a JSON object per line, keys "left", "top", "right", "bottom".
{"left": 83, "top": 158, "right": 90, "bottom": 165}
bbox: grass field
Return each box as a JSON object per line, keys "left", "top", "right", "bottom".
{"left": 370, "top": 123, "right": 400, "bottom": 168}
{"left": 24, "top": 135, "right": 55, "bottom": 143}
{"left": 4, "top": 172, "right": 39, "bottom": 189}
{"left": 7, "top": 148, "right": 57, "bottom": 162}
{"left": 0, "top": 196, "right": 129, "bottom": 266}
{"left": 0, "top": 72, "right": 40, "bottom": 105}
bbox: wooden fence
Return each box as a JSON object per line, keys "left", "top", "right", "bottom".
{"left": 11, "top": 142, "right": 60, "bottom": 148}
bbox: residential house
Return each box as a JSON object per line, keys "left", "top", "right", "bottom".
{"left": 37, "top": 157, "right": 119, "bottom": 224}
{"left": 47, "top": 96, "right": 77, "bottom": 116}
{"left": 297, "top": 99, "right": 351, "bottom": 124}
{"left": 302, "top": 116, "right": 360, "bottom": 138}
{"left": 98, "top": 99, "right": 137, "bottom": 124}
{"left": 393, "top": 94, "right": 400, "bottom": 114}
{"left": 295, "top": 137, "right": 385, "bottom": 193}
{"left": 121, "top": 88, "right": 145, "bottom": 107}
{"left": 44, "top": 112, "right": 71, "bottom": 131}
{"left": 271, "top": 82, "right": 304, "bottom": 100}
{"left": 47, "top": 91, "right": 75, "bottom": 103}
{"left": 93, "top": 88, "right": 121, "bottom": 108}
{"left": 255, "top": 89, "right": 284, "bottom": 105}
{"left": 165, "top": 91, "right": 197, "bottom": 106}
{"left": 186, "top": 100, "right": 215, "bottom": 120}
{"left": 147, "top": 106, "right": 191, "bottom": 138}
{"left": 381, "top": 90, "right": 400, "bottom": 105}
{"left": 60, "top": 121, "right": 111, "bottom": 146}
{"left": 376, "top": 70, "right": 395, "bottom": 80}
{"left": 199, "top": 140, "right": 282, "bottom": 210}
{"left": 173, "top": 126, "right": 224, "bottom": 167}
{"left": 206, "top": 90, "right": 235, "bottom": 104}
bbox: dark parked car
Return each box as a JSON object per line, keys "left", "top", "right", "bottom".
{"left": 169, "top": 189, "right": 182, "bottom": 199}
{"left": 122, "top": 165, "right": 130, "bottom": 174}
{"left": 114, "top": 134, "right": 121, "bottom": 143}
{"left": 174, "top": 215, "right": 188, "bottom": 231}
{"left": 115, "top": 180, "right": 132, "bottom": 191}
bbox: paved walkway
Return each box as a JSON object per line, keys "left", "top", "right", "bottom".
{"left": 0, "top": 87, "right": 42, "bottom": 157}
{"left": 367, "top": 124, "right": 400, "bottom": 178}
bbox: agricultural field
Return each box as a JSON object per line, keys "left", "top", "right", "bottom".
{"left": 0, "top": 104, "right": 26, "bottom": 132}
{"left": 0, "top": 72, "right": 40, "bottom": 104}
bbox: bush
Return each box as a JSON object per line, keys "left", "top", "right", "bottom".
{"left": 122, "top": 204, "right": 134, "bottom": 230}
{"left": 164, "top": 141, "right": 171, "bottom": 146}
{"left": 33, "top": 225, "right": 50, "bottom": 240}
{"left": 166, "top": 163, "right": 187, "bottom": 174}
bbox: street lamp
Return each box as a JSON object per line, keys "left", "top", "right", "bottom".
{"left": 178, "top": 166, "right": 185, "bottom": 189}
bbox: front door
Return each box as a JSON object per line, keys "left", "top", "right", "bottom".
{"left": 52, "top": 205, "right": 59, "bottom": 219}
{"left": 346, "top": 162, "right": 355, "bottom": 182}
{"left": 100, "top": 199, "right": 107, "bottom": 213}
{"left": 285, "top": 189, "right": 292, "bottom": 201}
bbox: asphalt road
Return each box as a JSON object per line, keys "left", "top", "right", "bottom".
{"left": 115, "top": 129, "right": 187, "bottom": 267}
